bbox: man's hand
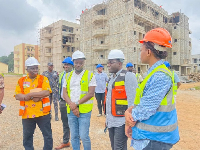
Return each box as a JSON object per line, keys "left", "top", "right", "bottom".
{"left": 0, "top": 107, "right": 2, "bottom": 114}
{"left": 125, "top": 106, "right": 136, "bottom": 127}
{"left": 69, "top": 102, "right": 77, "bottom": 111}
{"left": 24, "top": 94, "right": 31, "bottom": 101}
{"left": 125, "top": 125, "right": 133, "bottom": 139}
{"left": 32, "top": 98, "right": 42, "bottom": 102}
{"left": 72, "top": 107, "right": 80, "bottom": 117}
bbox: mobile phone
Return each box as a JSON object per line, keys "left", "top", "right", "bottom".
{"left": 1, "top": 104, "right": 6, "bottom": 110}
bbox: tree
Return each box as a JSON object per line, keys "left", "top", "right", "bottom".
{"left": 0, "top": 52, "right": 14, "bottom": 72}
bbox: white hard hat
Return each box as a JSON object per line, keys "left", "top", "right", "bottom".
{"left": 25, "top": 57, "right": 40, "bottom": 67}
{"left": 72, "top": 50, "right": 86, "bottom": 60}
{"left": 108, "top": 49, "right": 125, "bottom": 60}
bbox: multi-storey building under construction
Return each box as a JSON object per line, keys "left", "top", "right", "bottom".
{"left": 80, "top": 0, "right": 192, "bottom": 75}
{"left": 40, "top": 20, "right": 80, "bottom": 73}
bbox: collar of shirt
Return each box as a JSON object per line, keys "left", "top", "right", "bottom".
{"left": 111, "top": 68, "right": 123, "bottom": 79}
{"left": 73, "top": 70, "right": 85, "bottom": 76}
{"left": 147, "top": 60, "right": 164, "bottom": 74}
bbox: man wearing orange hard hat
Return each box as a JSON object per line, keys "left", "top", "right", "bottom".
{"left": 125, "top": 28, "right": 180, "bottom": 150}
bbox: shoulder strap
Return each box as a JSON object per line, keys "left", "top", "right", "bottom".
{"left": 37, "top": 75, "right": 44, "bottom": 88}
{"left": 18, "top": 77, "right": 26, "bottom": 94}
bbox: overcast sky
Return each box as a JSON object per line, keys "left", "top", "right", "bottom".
{"left": 0, "top": 0, "right": 199, "bottom": 56}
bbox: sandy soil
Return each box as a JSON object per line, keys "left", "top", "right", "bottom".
{"left": 0, "top": 76, "right": 200, "bottom": 150}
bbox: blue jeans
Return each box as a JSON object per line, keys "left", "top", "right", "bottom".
{"left": 68, "top": 111, "right": 92, "bottom": 150}
{"left": 143, "top": 140, "right": 173, "bottom": 150}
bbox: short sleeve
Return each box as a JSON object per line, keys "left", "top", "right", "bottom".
{"left": 63, "top": 79, "right": 67, "bottom": 88}
{"left": 89, "top": 75, "right": 97, "bottom": 87}
{"left": 42, "top": 76, "right": 52, "bottom": 93}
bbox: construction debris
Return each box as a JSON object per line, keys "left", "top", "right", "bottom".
{"left": 189, "top": 73, "right": 200, "bottom": 82}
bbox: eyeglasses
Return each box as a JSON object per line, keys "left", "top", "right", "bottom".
{"left": 28, "top": 67, "right": 39, "bottom": 71}
{"left": 107, "top": 61, "right": 118, "bottom": 65}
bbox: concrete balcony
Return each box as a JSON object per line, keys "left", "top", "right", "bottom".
{"left": 26, "top": 51, "right": 35, "bottom": 55}
{"left": 93, "top": 44, "right": 108, "bottom": 51}
{"left": 44, "top": 43, "right": 52, "bottom": 48}
{"left": 62, "top": 31, "right": 75, "bottom": 36}
{"left": 92, "top": 59, "right": 107, "bottom": 65}
{"left": 43, "top": 33, "right": 52, "bottom": 38}
{"left": 93, "top": 3, "right": 106, "bottom": 11}
{"left": 93, "top": 29, "right": 109, "bottom": 37}
{"left": 62, "top": 42, "right": 73, "bottom": 46}
{"left": 14, "top": 58, "right": 20, "bottom": 61}
{"left": 45, "top": 53, "right": 52, "bottom": 57}
{"left": 134, "top": 24, "right": 145, "bottom": 32}
{"left": 14, "top": 51, "right": 19, "bottom": 54}
{"left": 93, "top": 15, "right": 107, "bottom": 23}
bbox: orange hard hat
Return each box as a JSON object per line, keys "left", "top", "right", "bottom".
{"left": 139, "top": 28, "right": 172, "bottom": 48}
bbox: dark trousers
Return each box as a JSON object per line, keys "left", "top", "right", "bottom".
{"left": 95, "top": 92, "right": 105, "bottom": 114}
{"left": 143, "top": 140, "right": 173, "bottom": 150}
{"left": 59, "top": 100, "right": 70, "bottom": 144}
{"left": 22, "top": 114, "right": 53, "bottom": 150}
{"left": 49, "top": 93, "right": 58, "bottom": 117}
{"left": 108, "top": 124, "right": 127, "bottom": 150}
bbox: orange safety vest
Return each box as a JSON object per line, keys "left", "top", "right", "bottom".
{"left": 18, "top": 75, "right": 51, "bottom": 116}
{"left": 104, "top": 70, "right": 128, "bottom": 117}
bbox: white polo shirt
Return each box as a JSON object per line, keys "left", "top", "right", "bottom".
{"left": 63, "top": 70, "right": 96, "bottom": 103}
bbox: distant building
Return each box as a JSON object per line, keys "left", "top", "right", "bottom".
{"left": 14, "top": 43, "right": 40, "bottom": 74}
{"left": 40, "top": 20, "right": 80, "bottom": 73}
{"left": 0, "top": 62, "right": 8, "bottom": 73}
{"left": 80, "top": 0, "right": 192, "bottom": 75}
{"left": 191, "top": 54, "right": 200, "bottom": 72}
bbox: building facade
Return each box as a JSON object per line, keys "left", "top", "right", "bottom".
{"left": 40, "top": 20, "right": 80, "bottom": 73}
{"left": 14, "top": 43, "right": 40, "bottom": 74}
{"left": 0, "top": 62, "right": 8, "bottom": 73}
{"left": 191, "top": 54, "right": 200, "bottom": 72}
{"left": 80, "top": 0, "right": 192, "bottom": 75}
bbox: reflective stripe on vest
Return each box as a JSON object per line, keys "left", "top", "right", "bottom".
{"left": 132, "top": 64, "right": 179, "bottom": 144}
{"left": 18, "top": 75, "right": 51, "bottom": 116}
{"left": 59, "top": 71, "right": 65, "bottom": 100}
{"left": 66, "top": 70, "right": 94, "bottom": 113}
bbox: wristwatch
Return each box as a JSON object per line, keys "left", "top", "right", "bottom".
{"left": 75, "top": 101, "right": 79, "bottom": 106}
{"left": 30, "top": 97, "right": 33, "bottom": 100}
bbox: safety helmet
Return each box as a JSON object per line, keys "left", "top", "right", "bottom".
{"left": 72, "top": 50, "right": 86, "bottom": 61}
{"left": 139, "top": 28, "right": 172, "bottom": 48}
{"left": 25, "top": 57, "right": 40, "bottom": 67}
{"left": 108, "top": 49, "right": 125, "bottom": 60}
{"left": 126, "top": 62, "right": 133, "bottom": 68}
{"left": 164, "top": 61, "right": 171, "bottom": 67}
{"left": 96, "top": 64, "right": 104, "bottom": 69}
{"left": 62, "top": 57, "right": 74, "bottom": 65}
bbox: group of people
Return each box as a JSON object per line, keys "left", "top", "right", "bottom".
{"left": 0, "top": 27, "right": 179, "bottom": 150}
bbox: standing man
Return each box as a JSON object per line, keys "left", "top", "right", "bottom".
{"left": 133, "top": 68, "right": 143, "bottom": 85}
{"left": 0, "top": 73, "right": 4, "bottom": 114}
{"left": 95, "top": 64, "right": 108, "bottom": 117}
{"left": 105, "top": 49, "right": 137, "bottom": 150}
{"left": 14, "top": 57, "right": 53, "bottom": 150}
{"left": 55, "top": 57, "right": 73, "bottom": 149}
{"left": 164, "top": 61, "right": 181, "bottom": 89}
{"left": 125, "top": 28, "right": 180, "bottom": 150}
{"left": 42, "top": 62, "right": 59, "bottom": 121}
{"left": 126, "top": 62, "right": 134, "bottom": 72}
{"left": 63, "top": 50, "right": 96, "bottom": 150}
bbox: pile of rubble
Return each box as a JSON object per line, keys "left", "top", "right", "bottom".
{"left": 189, "top": 73, "right": 200, "bottom": 82}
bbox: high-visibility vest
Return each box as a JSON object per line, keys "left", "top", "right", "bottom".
{"left": 59, "top": 71, "right": 65, "bottom": 101}
{"left": 105, "top": 70, "right": 128, "bottom": 117}
{"left": 132, "top": 64, "right": 179, "bottom": 144}
{"left": 18, "top": 75, "right": 51, "bottom": 116}
{"left": 66, "top": 70, "right": 94, "bottom": 114}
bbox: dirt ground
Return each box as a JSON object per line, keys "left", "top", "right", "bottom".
{"left": 0, "top": 76, "right": 200, "bottom": 150}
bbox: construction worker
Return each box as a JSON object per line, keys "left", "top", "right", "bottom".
{"left": 0, "top": 73, "right": 4, "bottom": 114}
{"left": 125, "top": 28, "right": 180, "bottom": 150}
{"left": 132, "top": 68, "right": 143, "bottom": 85}
{"left": 105, "top": 49, "right": 137, "bottom": 150}
{"left": 55, "top": 57, "right": 73, "bottom": 149}
{"left": 62, "top": 50, "right": 96, "bottom": 150}
{"left": 42, "top": 62, "right": 59, "bottom": 121}
{"left": 14, "top": 57, "right": 53, "bottom": 150}
{"left": 95, "top": 64, "right": 108, "bottom": 117}
{"left": 164, "top": 61, "right": 181, "bottom": 88}
{"left": 126, "top": 62, "right": 134, "bottom": 72}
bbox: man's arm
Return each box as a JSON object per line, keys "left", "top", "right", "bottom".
{"left": 78, "top": 86, "right": 95, "bottom": 104}
{"left": 0, "top": 88, "right": 4, "bottom": 104}
{"left": 125, "top": 72, "right": 138, "bottom": 107}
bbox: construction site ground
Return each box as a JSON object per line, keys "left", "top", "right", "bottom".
{"left": 0, "top": 76, "right": 200, "bottom": 150}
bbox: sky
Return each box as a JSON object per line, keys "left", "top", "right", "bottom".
{"left": 0, "top": 0, "right": 199, "bottom": 56}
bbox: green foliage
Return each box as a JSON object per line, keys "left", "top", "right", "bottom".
{"left": 194, "top": 86, "right": 200, "bottom": 90}
{"left": 0, "top": 52, "right": 14, "bottom": 72}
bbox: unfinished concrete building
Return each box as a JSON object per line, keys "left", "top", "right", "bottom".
{"left": 80, "top": 0, "right": 192, "bottom": 75}
{"left": 191, "top": 54, "right": 200, "bottom": 72}
{"left": 40, "top": 20, "right": 80, "bottom": 73}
